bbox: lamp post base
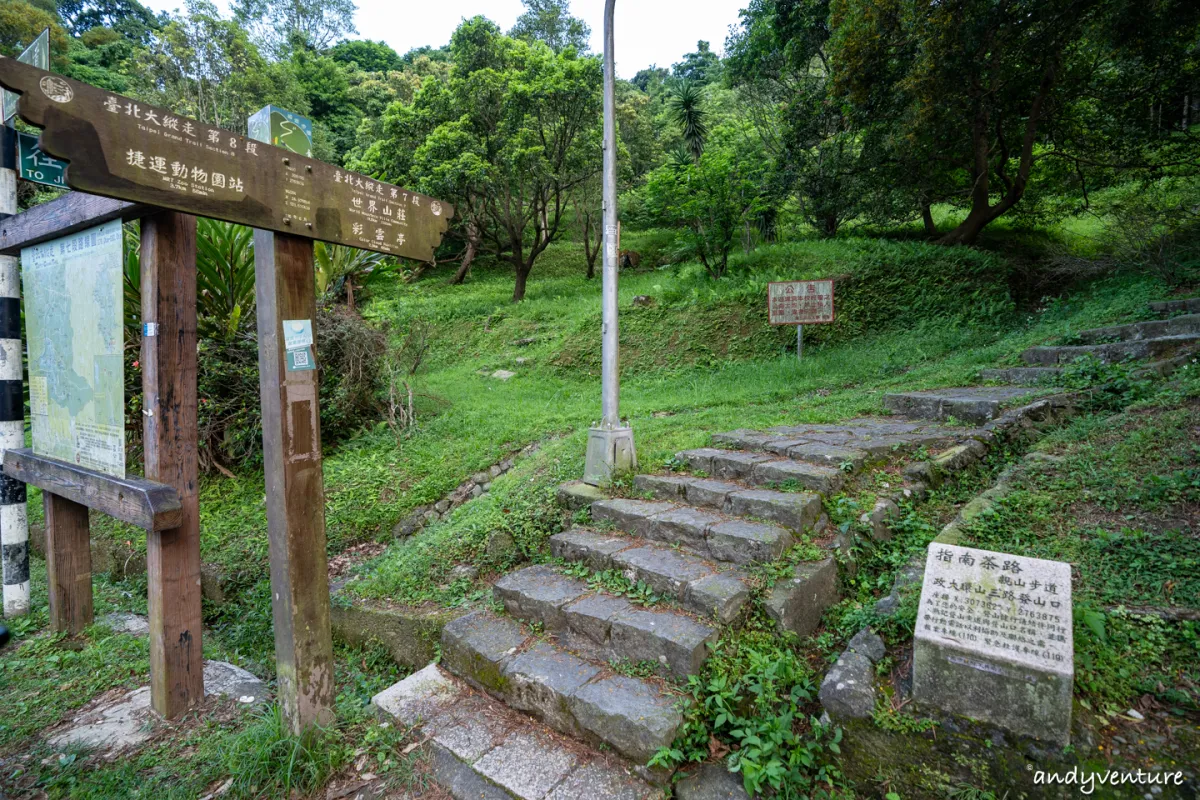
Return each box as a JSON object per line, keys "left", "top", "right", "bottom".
{"left": 583, "top": 426, "right": 637, "bottom": 486}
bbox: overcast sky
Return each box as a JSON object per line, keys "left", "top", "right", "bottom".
{"left": 137, "top": 0, "right": 749, "bottom": 78}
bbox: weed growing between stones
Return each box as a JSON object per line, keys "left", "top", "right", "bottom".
{"left": 649, "top": 615, "right": 848, "bottom": 797}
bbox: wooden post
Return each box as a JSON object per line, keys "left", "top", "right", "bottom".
{"left": 141, "top": 211, "right": 203, "bottom": 719}
{"left": 254, "top": 230, "right": 334, "bottom": 733}
{"left": 43, "top": 492, "right": 91, "bottom": 634}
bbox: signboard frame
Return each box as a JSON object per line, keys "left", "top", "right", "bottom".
{"left": 767, "top": 279, "right": 836, "bottom": 326}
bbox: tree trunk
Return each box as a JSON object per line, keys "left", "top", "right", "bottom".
{"left": 512, "top": 261, "right": 531, "bottom": 302}
{"left": 346, "top": 279, "right": 355, "bottom": 314}
{"left": 921, "top": 202, "right": 937, "bottom": 236}
{"left": 583, "top": 210, "right": 600, "bottom": 279}
{"left": 821, "top": 214, "right": 839, "bottom": 238}
{"left": 450, "top": 223, "right": 479, "bottom": 285}
{"left": 938, "top": 63, "right": 1056, "bottom": 246}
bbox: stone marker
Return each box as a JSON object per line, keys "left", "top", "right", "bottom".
{"left": 913, "top": 542, "right": 1073, "bottom": 746}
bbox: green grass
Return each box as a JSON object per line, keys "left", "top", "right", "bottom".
{"left": 0, "top": 561, "right": 423, "bottom": 799}
{"left": 953, "top": 371, "right": 1200, "bottom": 714}
{"left": 45, "top": 231, "right": 1169, "bottom": 615}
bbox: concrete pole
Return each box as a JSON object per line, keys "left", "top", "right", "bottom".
{"left": 583, "top": 0, "right": 636, "bottom": 485}
{"left": 0, "top": 125, "right": 29, "bottom": 618}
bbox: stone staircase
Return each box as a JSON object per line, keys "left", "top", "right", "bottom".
{"left": 886, "top": 300, "right": 1200, "bottom": 418}
{"left": 368, "top": 415, "right": 1012, "bottom": 799}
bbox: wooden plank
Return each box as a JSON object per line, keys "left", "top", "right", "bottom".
{"left": 141, "top": 210, "right": 203, "bottom": 719}
{"left": 2, "top": 449, "right": 181, "bottom": 530}
{"left": 0, "top": 191, "right": 148, "bottom": 256}
{"left": 0, "top": 57, "right": 453, "bottom": 260}
{"left": 255, "top": 229, "right": 334, "bottom": 733}
{"left": 43, "top": 492, "right": 92, "bottom": 635}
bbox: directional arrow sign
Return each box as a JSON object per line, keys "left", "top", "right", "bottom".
{"left": 0, "top": 57, "right": 454, "bottom": 260}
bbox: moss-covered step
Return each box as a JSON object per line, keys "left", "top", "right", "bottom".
{"left": 439, "top": 609, "right": 684, "bottom": 768}
{"left": 491, "top": 565, "right": 720, "bottom": 676}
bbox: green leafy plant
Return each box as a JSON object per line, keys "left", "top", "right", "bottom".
{"left": 652, "top": 635, "right": 845, "bottom": 797}
{"left": 314, "top": 242, "right": 394, "bottom": 312}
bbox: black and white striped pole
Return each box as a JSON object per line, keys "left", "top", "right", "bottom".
{"left": 0, "top": 124, "right": 29, "bottom": 618}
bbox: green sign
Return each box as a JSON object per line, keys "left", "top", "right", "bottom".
{"left": 3, "top": 28, "right": 49, "bottom": 123}
{"left": 248, "top": 104, "right": 313, "bottom": 157}
{"left": 17, "top": 131, "right": 66, "bottom": 188}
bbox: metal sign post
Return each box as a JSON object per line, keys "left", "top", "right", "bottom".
{"left": 1, "top": 30, "right": 48, "bottom": 620}
{"left": 583, "top": 0, "right": 637, "bottom": 486}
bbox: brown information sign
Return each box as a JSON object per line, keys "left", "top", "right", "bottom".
{"left": 768, "top": 280, "right": 835, "bottom": 325}
{"left": 0, "top": 57, "right": 453, "bottom": 260}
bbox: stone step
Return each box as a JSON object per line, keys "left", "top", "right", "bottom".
{"left": 1074, "top": 313, "right": 1200, "bottom": 344}
{"left": 623, "top": 476, "right": 823, "bottom": 533}
{"left": 708, "top": 421, "right": 967, "bottom": 461}
{"left": 493, "top": 564, "right": 721, "bottom": 676}
{"left": 979, "top": 367, "right": 1064, "bottom": 386}
{"left": 1020, "top": 334, "right": 1200, "bottom": 366}
{"left": 706, "top": 434, "right": 869, "bottom": 475}
{"left": 372, "top": 663, "right": 663, "bottom": 798}
{"left": 579, "top": 497, "right": 792, "bottom": 567}
{"left": 881, "top": 386, "right": 1039, "bottom": 424}
{"left": 1150, "top": 298, "right": 1200, "bottom": 317}
{"left": 675, "top": 448, "right": 849, "bottom": 494}
{"left": 439, "top": 609, "right": 684, "bottom": 773}
{"left": 548, "top": 529, "right": 754, "bottom": 622}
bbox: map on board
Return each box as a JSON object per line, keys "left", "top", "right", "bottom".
{"left": 21, "top": 220, "right": 125, "bottom": 478}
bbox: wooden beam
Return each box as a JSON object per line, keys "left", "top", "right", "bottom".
{"left": 43, "top": 492, "right": 92, "bottom": 635}
{"left": 255, "top": 229, "right": 334, "bottom": 734}
{"left": 2, "top": 449, "right": 181, "bottom": 531}
{"left": 0, "top": 192, "right": 149, "bottom": 256}
{"left": 141, "top": 211, "right": 203, "bottom": 720}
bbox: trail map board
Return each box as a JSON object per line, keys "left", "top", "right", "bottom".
{"left": 0, "top": 57, "right": 453, "bottom": 260}
{"left": 21, "top": 220, "right": 125, "bottom": 478}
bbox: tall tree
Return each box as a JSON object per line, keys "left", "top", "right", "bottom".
{"left": 509, "top": 0, "right": 590, "bottom": 54}
{"left": 829, "top": 0, "right": 1200, "bottom": 244}
{"left": 354, "top": 17, "right": 602, "bottom": 301}
{"left": 672, "top": 40, "right": 721, "bottom": 85}
{"left": 667, "top": 81, "right": 708, "bottom": 163}
{"left": 57, "top": 0, "right": 161, "bottom": 41}
{"left": 726, "top": 0, "right": 860, "bottom": 237}
{"left": 232, "top": 0, "right": 356, "bottom": 54}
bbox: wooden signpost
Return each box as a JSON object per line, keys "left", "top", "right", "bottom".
{"left": 0, "top": 58, "right": 452, "bottom": 257}
{"left": 0, "top": 56, "right": 453, "bottom": 728}
{"left": 768, "top": 279, "right": 835, "bottom": 361}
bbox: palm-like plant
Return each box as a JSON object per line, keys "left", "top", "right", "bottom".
{"left": 314, "top": 243, "right": 393, "bottom": 313}
{"left": 668, "top": 81, "right": 708, "bottom": 163}
{"left": 195, "top": 219, "right": 255, "bottom": 340}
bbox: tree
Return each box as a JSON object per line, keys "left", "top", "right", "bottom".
{"left": 232, "top": 0, "right": 356, "bottom": 54}
{"left": 828, "top": 0, "right": 1200, "bottom": 245}
{"left": 631, "top": 65, "right": 668, "bottom": 94}
{"left": 509, "top": 0, "right": 590, "bottom": 54}
{"left": 667, "top": 81, "right": 708, "bottom": 162}
{"left": 57, "top": 0, "right": 161, "bottom": 42}
{"left": 355, "top": 18, "right": 602, "bottom": 301}
{"left": 642, "top": 129, "right": 769, "bottom": 279}
{"left": 328, "top": 39, "right": 401, "bottom": 73}
{"left": 150, "top": 1, "right": 309, "bottom": 132}
{"left": 672, "top": 40, "right": 721, "bottom": 85}
{"left": 0, "top": 1, "right": 69, "bottom": 63}
{"left": 726, "top": 0, "right": 859, "bottom": 237}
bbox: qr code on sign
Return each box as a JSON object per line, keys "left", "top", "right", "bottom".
{"left": 293, "top": 349, "right": 309, "bottom": 367}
